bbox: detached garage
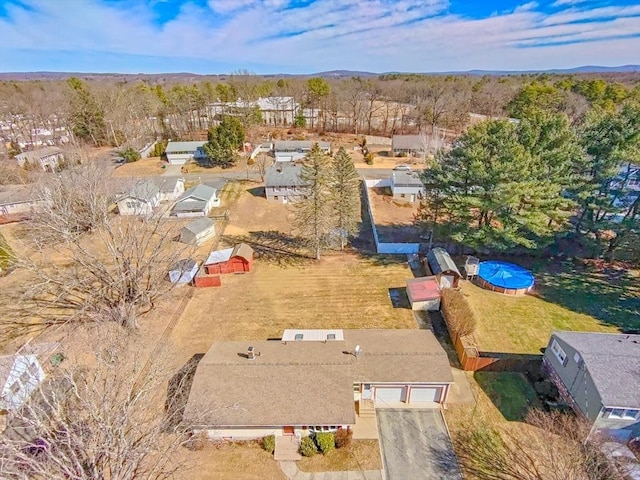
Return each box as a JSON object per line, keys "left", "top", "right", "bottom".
{"left": 179, "top": 217, "right": 216, "bottom": 245}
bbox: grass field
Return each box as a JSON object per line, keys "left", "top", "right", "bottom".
{"left": 298, "top": 439, "right": 382, "bottom": 472}
{"left": 462, "top": 257, "right": 639, "bottom": 354}
{"left": 168, "top": 253, "right": 416, "bottom": 367}
{"left": 474, "top": 372, "right": 540, "bottom": 421}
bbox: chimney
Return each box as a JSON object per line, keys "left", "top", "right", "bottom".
{"left": 247, "top": 346, "right": 255, "bottom": 360}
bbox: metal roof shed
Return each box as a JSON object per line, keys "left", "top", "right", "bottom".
{"left": 426, "top": 248, "right": 461, "bottom": 288}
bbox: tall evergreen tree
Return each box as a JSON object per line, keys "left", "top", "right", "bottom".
{"left": 576, "top": 102, "right": 640, "bottom": 259}
{"left": 203, "top": 116, "right": 245, "bottom": 168}
{"left": 330, "top": 147, "right": 360, "bottom": 250}
{"left": 417, "top": 116, "right": 581, "bottom": 251}
{"left": 67, "top": 77, "right": 108, "bottom": 146}
{"left": 294, "top": 143, "right": 333, "bottom": 260}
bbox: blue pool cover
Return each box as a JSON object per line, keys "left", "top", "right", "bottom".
{"left": 478, "top": 261, "right": 534, "bottom": 289}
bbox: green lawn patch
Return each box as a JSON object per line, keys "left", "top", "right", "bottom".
{"left": 462, "top": 259, "right": 639, "bottom": 355}
{"left": 474, "top": 372, "right": 539, "bottom": 421}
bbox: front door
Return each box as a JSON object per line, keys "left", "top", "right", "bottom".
{"left": 283, "top": 426, "right": 295, "bottom": 435}
{"left": 283, "top": 196, "right": 288, "bottom": 204}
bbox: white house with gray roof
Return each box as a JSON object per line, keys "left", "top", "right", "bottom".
{"left": 170, "top": 184, "right": 219, "bottom": 217}
{"left": 390, "top": 170, "right": 425, "bottom": 202}
{"left": 15, "top": 146, "right": 64, "bottom": 172}
{"left": 264, "top": 163, "right": 308, "bottom": 203}
{"left": 391, "top": 135, "right": 424, "bottom": 157}
{"left": 165, "top": 141, "right": 207, "bottom": 165}
{"left": 273, "top": 140, "right": 330, "bottom": 162}
{"left": 544, "top": 331, "right": 640, "bottom": 441}
{"left": 116, "top": 180, "right": 160, "bottom": 216}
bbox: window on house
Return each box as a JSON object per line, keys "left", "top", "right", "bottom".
{"left": 9, "top": 382, "right": 20, "bottom": 394}
{"left": 573, "top": 352, "right": 581, "bottom": 364}
{"left": 606, "top": 408, "right": 640, "bottom": 420}
{"left": 550, "top": 339, "right": 567, "bottom": 365}
{"left": 400, "top": 194, "right": 406, "bottom": 198}
{"left": 29, "top": 363, "right": 40, "bottom": 376}
{"left": 294, "top": 334, "right": 303, "bottom": 341}
{"left": 327, "top": 333, "right": 336, "bottom": 340}
{"left": 19, "top": 371, "right": 29, "bottom": 384}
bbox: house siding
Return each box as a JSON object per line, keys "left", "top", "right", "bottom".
{"left": 1, "top": 354, "right": 45, "bottom": 411}
{"left": 391, "top": 185, "right": 424, "bottom": 201}
{"left": 543, "top": 337, "right": 603, "bottom": 422}
{"left": 116, "top": 195, "right": 159, "bottom": 216}
{"left": 265, "top": 186, "right": 304, "bottom": 202}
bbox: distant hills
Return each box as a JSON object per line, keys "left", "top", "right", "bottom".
{"left": 0, "top": 65, "right": 638, "bottom": 81}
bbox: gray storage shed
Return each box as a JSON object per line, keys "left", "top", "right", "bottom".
{"left": 179, "top": 217, "right": 216, "bottom": 245}
{"left": 426, "top": 248, "right": 462, "bottom": 288}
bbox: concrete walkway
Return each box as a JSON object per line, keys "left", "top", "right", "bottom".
{"left": 279, "top": 461, "right": 383, "bottom": 480}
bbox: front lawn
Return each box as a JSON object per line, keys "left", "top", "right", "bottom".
{"left": 462, "top": 258, "right": 639, "bottom": 354}
{"left": 298, "top": 439, "right": 382, "bottom": 472}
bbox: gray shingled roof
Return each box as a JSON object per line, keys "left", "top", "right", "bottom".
{"left": 274, "top": 140, "right": 330, "bottom": 151}
{"left": 165, "top": 141, "right": 206, "bottom": 154}
{"left": 427, "top": 248, "right": 461, "bottom": 277}
{"left": 177, "top": 184, "right": 217, "bottom": 203}
{"left": 553, "top": 331, "right": 640, "bottom": 408}
{"left": 392, "top": 171, "right": 423, "bottom": 187}
{"left": 181, "top": 217, "right": 215, "bottom": 236}
{"left": 14, "top": 146, "right": 63, "bottom": 162}
{"left": 185, "top": 329, "right": 453, "bottom": 428}
{"left": 392, "top": 135, "right": 424, "bottom": 151}
{"left": 265, "top": 163, "right": 307, "bottom": 188}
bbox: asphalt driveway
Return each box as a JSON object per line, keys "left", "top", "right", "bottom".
{"left": 376, "top": 409, "right": 462, "bottom": 480}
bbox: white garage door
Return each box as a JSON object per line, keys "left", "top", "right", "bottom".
{"left": 409, "top": 387, "right": 440, "bottom": 403}
{"left": 375, "top": 387, "right": 405, "bottom": 404}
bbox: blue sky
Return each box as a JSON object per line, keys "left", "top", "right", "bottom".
{"left": 0, "top": 0, "right": 639, "bottom": 73}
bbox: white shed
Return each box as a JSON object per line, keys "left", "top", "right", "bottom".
{"left": 179, "top": 218, "right": 216, "bottom": 245}
{"left": 406, "top": 276, "right": 441, "bottom": 311}
{"left": 169, "top": 259, "right": 199, "bottom": 284}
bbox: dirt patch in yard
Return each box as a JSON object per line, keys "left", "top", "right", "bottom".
{"left": 367, "top": 187, "right": 421, "bottom": 243}
{"left": 298, "top": 439, "right": 383, "bottom": 472}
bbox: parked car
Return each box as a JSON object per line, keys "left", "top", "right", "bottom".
{"left": 393, "top": 164, "right": 411, "bottom": 171}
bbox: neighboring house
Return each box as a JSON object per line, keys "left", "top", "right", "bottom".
{"left": 273, "top": 141, "right": 331, "bottom": 162}
{"left": 0, "top": 185, "right": 43, "bottom": 217}
{"left": 406, "top": 276, "right": 441, "bottom": 311}
{"left": 426, "top": 248, "right": 462, "bottom": 289}
{"left": 179, "top": 217, "right": 216, "bottom": 245}
{"left": 116, "top": 180, "right": 160, "bottom": 216}
{"left": 608, "top": 162, "right": 640, "bottom": 223}
{"left": 184, "top": 328, "right": 454, "bottom": 440}
{"left": 14, "top": 146, "right": 64, "bottom": 172}
{"left": 256, "top": 97, "right": 298, "bottom": 125}
{"left": 264, "top": 163, "right": 307, "bottom": 203}
{"left": 0, "top": 354, "right": 46, "bottom": 412}
{"left": 543, "top": 331, "right": 640, "bottom": 441}
{"left": 391, "top": 135, "right": 424, "bottom": 157}
{"left": 204, "top": 243, "right": 254, "bottom": 274}
{"left": 165, "top": 141, "right": 207, "bottom": 165}
{"left": 170, "top": 185, "right": 220, "bottom": 217}
{"left": 168, "top": 259, "right": 199, "bottom": 284}
{"left": 158, "top": 177, "right": 185, "bottom": 202}
{"left": 390, "top": 170, "right": 424, "bottom": 202}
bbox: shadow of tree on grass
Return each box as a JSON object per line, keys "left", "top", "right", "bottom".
{"left": 223, "top": 230, "right": 313, "bottom": 267}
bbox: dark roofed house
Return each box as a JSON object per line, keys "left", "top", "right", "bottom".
{"left": 544, "top": 331, "right": 640, "bottom": 442}
{"left": 264, "top": 163, "right": 308, "bottom": 203}
{"left": 184, "top": 328, "right": 454, "bottom": 440}
{"left": 426, "top": 248, "right": 461, "bottom": 288}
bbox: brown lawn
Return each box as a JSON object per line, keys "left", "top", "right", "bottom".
{"left": 167, "top": 253, "right": 417, "bottom": 368}
{"left": 298, "top": 439, "right": 382, "bottom": 472}
{"left": 173, "top": 441, "right": 286, "bottom": 480}
{"left": 112, "top": 157, "right": 166, "bottom": 177}
{"left": 367, "top": 187, "right": 421, "bottom": 243}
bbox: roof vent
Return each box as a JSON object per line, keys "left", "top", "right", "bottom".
{"left": 353, "top": 345, "right": 362, "bottom": 360}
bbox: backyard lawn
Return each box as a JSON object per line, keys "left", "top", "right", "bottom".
{"left": 463, "top": 259, "right": 639, "bottom": 354}
{"left": 473, "top": 372, "right": 540, "bottom": 422}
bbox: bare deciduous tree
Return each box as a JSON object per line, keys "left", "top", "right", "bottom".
{"left": 452, "top": 410, "right": 623, "bottom": 480}
{"left": 0, "top": 334, "right": 190, "bottom": 480}
{"left": 3, "top": 165, "right": 191, "bottom": 337}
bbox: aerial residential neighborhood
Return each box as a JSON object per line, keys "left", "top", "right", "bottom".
{"left": 0, "top": 1, "right": 639, "bottom": 479}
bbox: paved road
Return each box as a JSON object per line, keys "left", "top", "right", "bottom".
{"left": 376, "top": 409, "right": 462, "bottom": 480}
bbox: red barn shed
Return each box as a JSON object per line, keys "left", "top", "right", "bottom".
{"left": 204, "top": 243, "right": 254, "bottom": 275}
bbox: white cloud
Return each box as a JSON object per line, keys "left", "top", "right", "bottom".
{"left": 0, "top": 0, "right": 638, "bottom": 73}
